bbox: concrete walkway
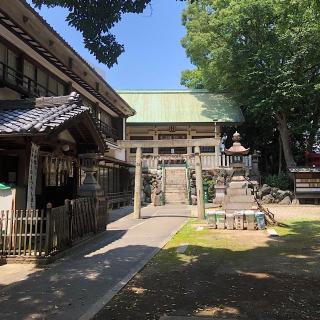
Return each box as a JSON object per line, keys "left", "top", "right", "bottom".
{"left": 0, "top": 205, "right": 190, "bottom": 320}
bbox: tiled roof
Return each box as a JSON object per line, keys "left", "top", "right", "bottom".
{"left": 0, "top": 92, "right": 89, "bottom": 134}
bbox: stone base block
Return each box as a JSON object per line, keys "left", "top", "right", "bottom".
{"left": 225, "top": 195, "right": 255, "bottom": 203}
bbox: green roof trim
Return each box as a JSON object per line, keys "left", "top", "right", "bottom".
{"left": 118, "top": 90, "right": 244, "bottom": 124}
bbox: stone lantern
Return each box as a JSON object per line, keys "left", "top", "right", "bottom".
{"left": 78, "top": 153, "right": 103, "bottom": 198}
{"left": 225, "top": 131, "right": 250, "bottom": 181}
{"left": 223, "top": 132, "right": 255, "bottom": 213}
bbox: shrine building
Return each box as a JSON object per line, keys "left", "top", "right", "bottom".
{"left": 119, "top": 90, "right": 246, "bottom": 169}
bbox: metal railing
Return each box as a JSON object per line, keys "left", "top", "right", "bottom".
{"left": 0, "top": 61, "right": 56, "bottom": 98}
{"left": 92, "top": 117, "right": 119, "bottom": 141}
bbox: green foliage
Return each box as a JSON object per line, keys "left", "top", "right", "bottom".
{"left": 32, "top": 0, "right": 152, "bottom": 67}
{"left": 181, "top": 68, "right": 204, "bottom": 89}
{"left": 203, "top": 174, "right": 215, "bottom": 185}
{"left": 32, "top": 0, "right": 189, "bottom": 67}
{"left": 181, "top": 0, "right": 320, "bottom": 168}
{"left": 264, "top": 172, "right": 293, "bottom": 190}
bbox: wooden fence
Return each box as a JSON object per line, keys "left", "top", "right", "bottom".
{"left": 0, "top": 197, "right": 108, "bottom": 259}
{"left": 106, "top": 191, "right": 133, "bottom": 209}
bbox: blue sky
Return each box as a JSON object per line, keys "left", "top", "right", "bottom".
{"left": 29, "top": 0, "right": 193, "bottom": 90}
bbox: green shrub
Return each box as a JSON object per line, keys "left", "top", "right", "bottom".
{"left": 264, "top": 173, "right": 293, "bottom": 190}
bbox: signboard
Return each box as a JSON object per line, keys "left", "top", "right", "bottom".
{"left": 26, "top": 142, "right": 39, "bottom": 209}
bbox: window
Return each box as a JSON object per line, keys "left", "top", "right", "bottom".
{"left": 0, "top": 42, "right": 6, "bottom": 78}
{"left": 100, "top": 111, "right": 112, "bottom": 126}
{"left": 130, "top": 136, "right": 153, "bottom": 154}
{"left": 37, "top": 68, "right": 47, "bottom": 96}
{"left": 48, "top": 76, "right": 58, "bottom": 96}
{"left": 7, "top": 49, "right": 18, "bottom": 82}
{"left": 192, "top": 136, "right": 215, "bottom": 153}
{"left": 57, "top": 81, "right": 65, "bottom": 96}
{"left": 23, "top": 60, "right": 36, "bottom": 92}
{"left": 158, "top": 134, "right": 187, "bottom": 154}
{"left": 0, "top": 42, "right": 6, "bottom": 64}
{"left": 0, "top": 39, "right": 67, "bottom": 98}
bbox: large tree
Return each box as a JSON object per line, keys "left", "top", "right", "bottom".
{"left": 181, "top": 0, "right": 320, "bottom": 169}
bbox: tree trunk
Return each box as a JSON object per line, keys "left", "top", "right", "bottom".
{"left": 278, "top": 135, "right": 282, "bottom": 174}
{"left": 306, "top": 111, "right": 320, "bottom": 152}
{"left": 276, "top": 113, "right": 296, "bottom": 169}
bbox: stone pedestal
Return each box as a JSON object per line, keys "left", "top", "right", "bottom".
{"left": 78, "top": 153, "right": 103, "bottom": 198}
{"left": 214, "top": 185, "right": 226, "bottom": 205}
{"left": 224, "top": 180, "right": 255, "bottom": 213}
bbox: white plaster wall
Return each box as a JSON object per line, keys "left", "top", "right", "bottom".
{"left": 114, "top": 149, "right": 126, "bottom": 161}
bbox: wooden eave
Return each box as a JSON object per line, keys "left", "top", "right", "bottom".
{"left": 0, "top": 0, "right": 135, "bottom": 117}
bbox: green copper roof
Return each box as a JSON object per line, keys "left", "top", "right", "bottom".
{"left": 118, "top": 90, "right": 244, "bottom": 124}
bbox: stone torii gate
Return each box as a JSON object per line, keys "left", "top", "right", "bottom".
{"left": 118, "top": 138, "right": 220, "bottom": 219}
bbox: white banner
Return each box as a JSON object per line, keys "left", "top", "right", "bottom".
{"left": 26, "top": 142, "right": 39, "bottom": 209}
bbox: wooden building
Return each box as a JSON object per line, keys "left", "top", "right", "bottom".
{"left": 0, "top": 93, "right": 105, "bottom": 209}
{"left": 0, "top": 1, "right": 135, "bottom": 209}
{"left": 118, "top": 90, "right": 248, "bottom": 169}
{"left": 289, "top": 167, "right": 320, "bottom": 204}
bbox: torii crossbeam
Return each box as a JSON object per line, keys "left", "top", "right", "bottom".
{"left": 118, "top": 138, "right": 220, "bottom": 219}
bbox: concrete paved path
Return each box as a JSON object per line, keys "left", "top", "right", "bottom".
{"left": 0, "top": 205, "right": 190, "bottom": 320}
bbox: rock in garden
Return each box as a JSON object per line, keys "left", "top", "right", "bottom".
{"left": 279, "top": 196, "right": 291, "bottom": 205}
{"left": 276, "top": 190, "right": 292, "bottom": 201}
{"left": 261, "top": 194, "right": 274, "bottom": 204}
{"left": 256, "top": 191, "right": 262, "bottom": 199}
{"left": 260, "top": 184, "right": 272, "bottom": 197}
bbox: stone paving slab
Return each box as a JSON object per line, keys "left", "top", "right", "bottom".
{"left": 0, "top": 205, "right": 190, "bottom": 320}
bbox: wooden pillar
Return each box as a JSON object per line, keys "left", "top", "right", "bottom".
{"left": 195, "top": 146, "right": 205, "bottom": 219}
{"left": 134, "top": 147, "right": 142, "bottom": 219}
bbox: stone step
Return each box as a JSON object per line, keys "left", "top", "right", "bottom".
{"left": 166, "top": 201, "right": 188, "bottom": 205}
{"left": 165, "top": 171, "right": 185, "bottom": 174}
{"left": 165, "top": 193, "right": 187, "bottom": 198}
{"left": 166, "top": 176, "right": 186, "bottom": 180}
{"left": 165, "top": 195, "right": 187, "bottom": 200}
{"left": 166, "top": 175, "right": 186, "bottom": 178}
{"left": 165, "top": 186, "right": 187, "bottom": 193}
{"left": 166, "top": 182, "right": 186, "bottom": 186}
{"left": 165, "top": 190, "right": 187, "bottom": 196}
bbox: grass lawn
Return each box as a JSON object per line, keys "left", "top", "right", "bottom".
{"left": 94, "top": 215, "right": 320, "bottom": 320}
